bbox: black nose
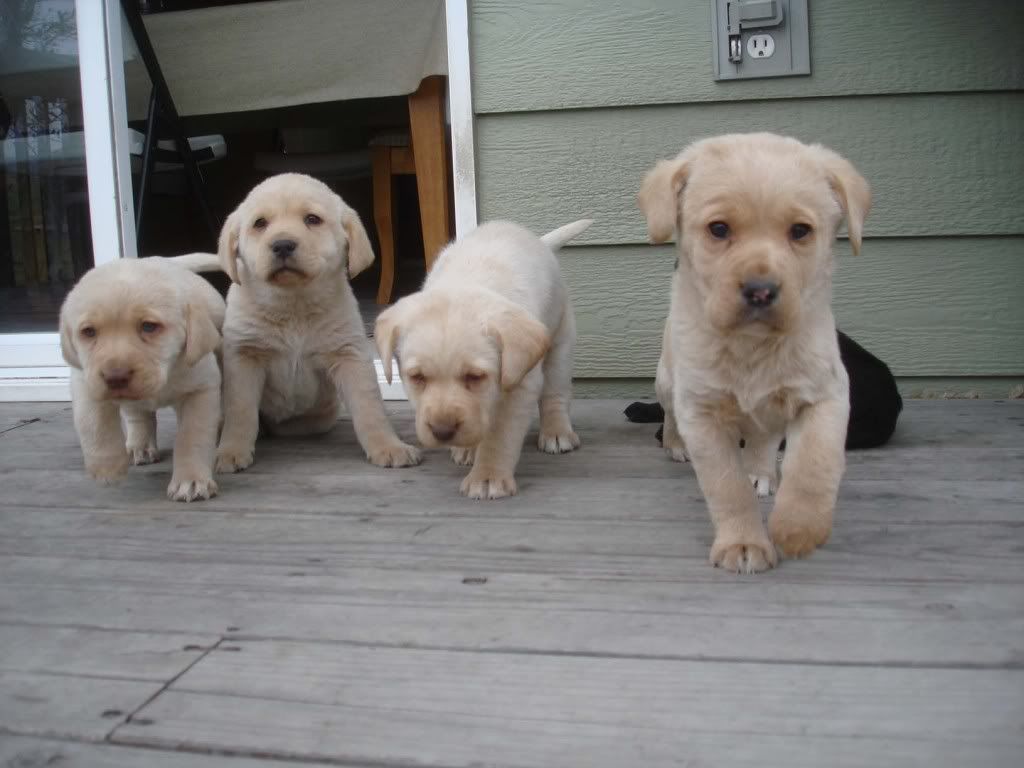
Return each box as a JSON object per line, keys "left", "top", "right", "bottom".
{"left": 429, "top": 422, "right": 459, "bottom": 442}
{"left": 741, "top": 280, "right": 780, "bottom": 308}
{"left": 271, "top": 239, "right": 297, "bottom": 259}
{"left": 103, "top": 368, "right": 134, "bottom": 390}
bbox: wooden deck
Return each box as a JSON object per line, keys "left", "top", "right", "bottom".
{"left": 1, "top": 399, "right": 1021, "bottom": 767}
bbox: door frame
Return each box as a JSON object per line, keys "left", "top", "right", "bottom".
{"left": 0, "top": 0, "right": 478, "bottom": 402}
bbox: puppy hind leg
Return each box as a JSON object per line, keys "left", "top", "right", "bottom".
{"left": 656, "top": 353, "right": 687, "bottom": 462}
{"left": 537, "top": 306, "right": 580, "bottom": 454}
{"left": 269, "top": 381, "right": 339, "bottom": 437}
{"left": 743, "top": 428, "right": 782, "bottom": 498}
{"left": 329, "top": 342, "right": 421, "bottom": 468}
{"left": 463, "top": 378, "right": 539, "bottom": 500}
{"left": 124, "top": 406, "right": 160, "bottom": 465}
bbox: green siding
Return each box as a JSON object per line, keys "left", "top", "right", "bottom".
{"left": 471, "top": 0, "right": 1024, "bottom": 113}
{"left": 469, "top": 0, "right": 1024, "bottom": 391}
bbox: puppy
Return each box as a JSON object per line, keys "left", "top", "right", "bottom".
{"left": 374, "top": 219, "right": 591, "bottom": 499}
{"left": 59, "top": 253, "right": 225, "bottom": 501}
{"left": 214, "top": 173, "right": 420, "bottom": 472}
{"left": 638, "top": 133, "right": 870, "bottom": 573}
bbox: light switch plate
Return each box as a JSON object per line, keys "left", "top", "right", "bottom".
{"left": 711, "top": 0, "right": 810, "bottom": 80}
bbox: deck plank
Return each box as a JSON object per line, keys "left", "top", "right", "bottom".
{"left": 111, "top": 640, "right": 1024, "bottom": 768}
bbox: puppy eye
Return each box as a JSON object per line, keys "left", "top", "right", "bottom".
{"left": 708, "top": 221, "right": 730, "bottom": 239}
{"left": 253, "top": 217, "right": 268, "bottom": 230}
{"left": 462, "top": 372, "right": 486, "bottom": 387}
{"left": 407, "top": 372, "right": 426, "bottom": 386}
{"left": 80, "top": 326, "right": 97, "bottom": 339}
{"left": 790, "top": 223, "right": 812, "bottom": 240}
{"left": 140, "top": 321, "right": 162, "bottom": 334}
{"left": 304, "top": 213, "right": 322, "bottom": 226}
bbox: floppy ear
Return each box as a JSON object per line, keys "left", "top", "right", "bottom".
{"left": 373, "top": 297, "right": 415, "bottom": 384}
{"left": 486, "top": 302, "right": 551, "bottom": 391}
{"left": 183, "top": 303, "right": 221, "bottom": 366}
{"left": 217, "top": 210, "right": 242, "bottom": 283}
{"left": 638, "top": 152, "right": 692, "bottom": 244}
{"left": 340, "top": 204, "right": 375, "bottom": 279}
{"left": 59, "top": 312, "right": 82, "bottom": 369}
{"left": 816, "top": 146, "right": 871, "bottom": 255}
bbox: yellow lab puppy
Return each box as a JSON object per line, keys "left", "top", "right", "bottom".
{"left": 375, "top": 219, "right": 591, "bottom": 499}
{"left": 639, "top": 133, "right": 870, "bottom": 572}
{"left": 59, "top": 254, "right": 224, "bottom": 501}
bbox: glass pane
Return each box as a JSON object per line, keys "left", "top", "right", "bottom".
{"left": 0, "top": 0, "right": 93, "bottom": 333}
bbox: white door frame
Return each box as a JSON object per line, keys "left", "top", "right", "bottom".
{"left": 0, "top": 0, "right": 478, "bottom": 402}
{"left": 0, "top": 0, "right": 137, "bottom": 401}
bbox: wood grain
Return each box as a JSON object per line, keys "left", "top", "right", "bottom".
{"left": 476, "top": 93, "right": 1024, "bottom": 243}
{"left": 471, "top": 0, "right": 1024, "bottom": 113}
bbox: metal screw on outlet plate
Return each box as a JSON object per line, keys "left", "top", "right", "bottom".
{"left": 747, "top": 34, "right": 775, "bottom": 58}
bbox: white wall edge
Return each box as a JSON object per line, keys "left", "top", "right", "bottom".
{"left": 444, "top": 0, "right": 478, "bottom": 236}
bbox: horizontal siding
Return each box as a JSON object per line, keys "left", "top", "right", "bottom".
{"left": 563, "top": 238, "right": 1024, "bottom": 378}
{"left": 471, "top": 0, "right": 1024, "bottom": 113}
{"left": 477, "top": 92, "right": 1024, "bottom": 244}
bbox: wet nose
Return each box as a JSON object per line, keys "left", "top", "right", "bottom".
{"left": 429, "top": 421, "right": 460, "bottom": 442}
{"left": 741, "top": 280, "right": 780, "bottom": 308}
{"left": 271, "top": 239, "right": 297, "bottom": 259}
{"left": 102, "top": 367, "right": 134, "bottom": 390}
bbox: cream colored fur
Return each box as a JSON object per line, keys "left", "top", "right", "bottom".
{"left": 59, "top": 254, "right": 225, "bottom": 501}
{"left": 639, "top": 133, "right": 870, "bottom": 573}
{"left": 375, "top": 219, "right": 591, "bottom": 499}
{"left": 214, "top": 173, "right": 419, "bottom": 472}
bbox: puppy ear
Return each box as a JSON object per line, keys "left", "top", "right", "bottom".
{"left": 638, "top": 153, "right": 692, "bottom": 244}
{"left": 486, "top": 302, "right": 551, "bottom": 391}
{"left": 183, "top": 303, "right": 221, "bottom": 366}
{"left": 339, "top": 203, "right": 375, "bottom": 279}
{"left": 373, "top": 297, "right": 413, "bottom": 384}
{"left": 59, "top": 312, "right": 82, "bottom": 369}
{"left": 217, "top": 210, "right": 241, "bottom": 283}
{"left": 816, "top": 147, "right": 871, "bottom": 255}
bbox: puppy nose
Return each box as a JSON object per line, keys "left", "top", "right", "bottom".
{"left": 271, "top": 239, "right": 297, "bottom": 259}
{"left": 102, "top": 368, "right": 134, "bottom": 390}
{"left": 741, "top": 280, "right": 780, "bottom": 308}
{"left": 429, "top": 421, "right": 460, "bottom": 442}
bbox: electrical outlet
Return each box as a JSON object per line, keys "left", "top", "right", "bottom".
{"left": 747, "top": 34, "right": 775, "bottom": 59}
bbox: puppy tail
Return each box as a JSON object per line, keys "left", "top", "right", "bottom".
{"left": 163, "top": 252, "right": 223, "bottom": 274}
{"left": 541, "top": 219, "right": 593, "bottom": 251}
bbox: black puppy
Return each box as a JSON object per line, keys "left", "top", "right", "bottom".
{"left": 625, "top": 330, "right": 902, "bottom": 450}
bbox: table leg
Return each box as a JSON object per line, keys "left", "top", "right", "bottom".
{"left": 408, "top": 76, "right": 452, "bottom": 269}
{"left": 372, "top": 146, "right": 396, "bottom": 305}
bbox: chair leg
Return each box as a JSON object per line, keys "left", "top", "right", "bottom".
{"left": 372, "top": 146, "right": 396, "bottom": 305}
{"left": 407, "top": 75, "right": 452, "bottom": 270}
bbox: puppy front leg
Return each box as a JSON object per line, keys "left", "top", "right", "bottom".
{"left": 123, "top": 407, "right": 159, "bottom": 465}
{"left": 679, "top": 405, "right": 777, "bottom": 573}
{"left": 462, "top": 379, "right": 538, "bottom": 500}
{"left": 168, "top": 384, "right": 220, "bottom": 502}
{"left": 71, "top": 375, "right": 128, "bottom": 485}
{"left": 329, "top": 344, "right": 421, "bottom": 468}
{"left": 769, "top": 397, "right": 848, "bottom": 558}
{"left": 215, "top": 349, "right": 266, "bottom": 472}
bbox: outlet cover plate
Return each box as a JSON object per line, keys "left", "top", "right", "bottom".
{"left": 711, "top": 0, "right": 810, "bottom": 80}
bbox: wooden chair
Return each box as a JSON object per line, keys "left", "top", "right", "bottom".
{"left": 371, "top": 76, "right": 452, "bottom": 305}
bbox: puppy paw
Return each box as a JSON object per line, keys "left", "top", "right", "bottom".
{"left": 367, "top": 440, "right": 422, "bottom": 468}
{"left": 665, "top": 445, "right": 689, "bottom": 463}
{"left": 460, "top": 471, "right": 517, "bottom": 500}
{"left": 450, "top": 446, "right": 476, "bottom": 466}
{"left": 750, "top": 474, "right": 775, "bottom": 498}
{"left": 128, "top": 441, "right": 161, "bottom": 466}
{"left": 537, "top": 430, "right": 580, "bottom": 454}
{"left": 710, "top": 532, "right": 777, "bottom": 574}
{"left": 167, "top": 473, "right": 218, "bottom": 502}
{"left": 215, "top": 444, "right": 255, "bottom": 473}
{"left": 86, "top": 453, "right": 130, "bottom": 486}
{"left": 769, "top": 505, "right": 831, "bottom": 559}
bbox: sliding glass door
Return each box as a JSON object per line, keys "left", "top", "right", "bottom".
{"left": 0, "top": 0, "right": 134, "bottom": 400}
